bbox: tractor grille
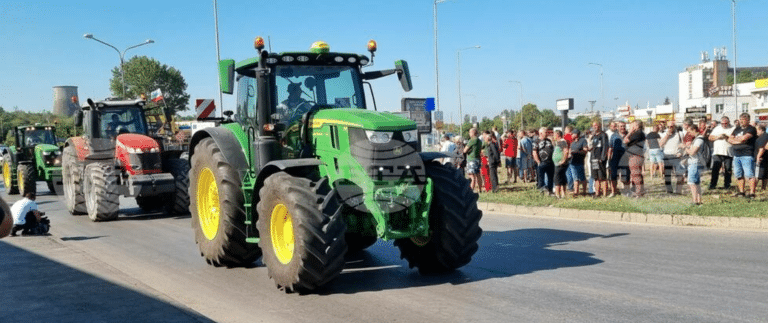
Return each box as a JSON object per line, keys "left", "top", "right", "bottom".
{"left": 348, "top": 128, "right": 425, "bottom": 184}
{"left": 128, "top": 153, "right": 162, "bottom": 174}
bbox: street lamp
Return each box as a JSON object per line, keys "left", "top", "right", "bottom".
{"left": 588, "top": 62, "right": 604, "bottom": 111}
{"left": 509, "top": 81, "right": 523, "bottom": 130}
{"left": 84, "top": 33, "right": 154, "bottom": 98}
{"left": 433, "top": 0, "right": 451, "bottom": 112}
{"left": 731, "top": 0, "right": 738, "bottom": 118}
{"left": 457, "top": 45, "right": 480, "bottom": 136}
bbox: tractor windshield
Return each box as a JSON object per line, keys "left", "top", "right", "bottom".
{"left": 22, "top": 129, "right": 56, "bottom": 146}
{"left": 274, "top": 65, "right": 364, "bottom": 125}
{"left": 100, "top": 106, "right": 147, "bottom": 138}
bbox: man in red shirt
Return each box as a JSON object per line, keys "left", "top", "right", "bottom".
{"left": 502, "top": 130, "right": 518, "bottom": 183}
{"left": 563, "top": 125, "right": 574, "bottom": 190}
{"left": 564, "top": 125, "right": 574, "bottom": 146}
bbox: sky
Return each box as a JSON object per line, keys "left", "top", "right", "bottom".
{"left": 1, "top": 0, "right": 766, "bottom": 123}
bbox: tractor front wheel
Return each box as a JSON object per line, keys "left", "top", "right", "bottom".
{"left": 163, "top": 158, "right": 190, "bottom": 215}
{"left": 62, "top": 145, "right": 86, "bottom": 215}
{"left": 190, "top": 138, "right": 261, "bottom": 267}
{"left": 18, "top": 164, "right": 36, "bottom": 196}
{"left": 394, "top": 162, "right": 482, "bottom": 274}
{"left": 257, "top": 173, "right": 347, "bottom": 293}
{"left": 83, "top": 163, "right": 119, "bottom": 222}
{"left": 3, "top": 158, "right": 18, "bottom": 195}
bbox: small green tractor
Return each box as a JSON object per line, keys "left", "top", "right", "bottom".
{"left": 1, "top": 124, "right": 63, "bottom": 195}
{"left": 188, "top": 38, "right": 482, "bottom": 292}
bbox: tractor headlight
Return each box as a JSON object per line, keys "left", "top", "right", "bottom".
{"left": 42, "top": 151, "right": 52, "bottom": 156}
{"left": 402, "top": 130, "right": 418, "bottom": 143}
{"left": 365, "top": 130, "right": 393, "bottom": 144}
{"left": 126, "top": 147, "right": 138, "bottom": 154}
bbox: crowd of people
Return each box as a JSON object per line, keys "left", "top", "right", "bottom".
{"left": 437, "top": 113, "right": 768, "bottom": 205}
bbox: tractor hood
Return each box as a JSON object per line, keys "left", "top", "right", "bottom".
{"left": 116, "top": 133, "right": 160, "bottom": 153}
{"left": 34, "top": 144, "right": 59, "bottom": 154}
{"left": 311, "top": 109, "right": 415, "bottom": 131}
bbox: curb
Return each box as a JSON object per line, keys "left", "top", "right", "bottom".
{"left": 479, "top": 202, "right": 768, "bottom": 231}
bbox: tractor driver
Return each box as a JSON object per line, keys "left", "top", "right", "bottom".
{"left": 106, "top": 114, "right": 134, "bottom": 138}
{"left": 276, "top": 83, "right": 309, "bottom": 124}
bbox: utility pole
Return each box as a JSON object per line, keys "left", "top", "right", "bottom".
{"left": 731, "top": 0, "right": 738, "bottom": 119}
{"left": 433, "top": 0, "right": 449, "bottom": 112}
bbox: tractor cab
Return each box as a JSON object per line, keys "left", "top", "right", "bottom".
{"left": 77, "top": 99, "right": 149, "bottom": 140}
{"left": 13, "top": 125, "right": 60, "bottom": 166}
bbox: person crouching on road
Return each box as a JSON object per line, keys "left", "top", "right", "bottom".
{"left": 10, "top": 192, "right": 42, "bottom": 236}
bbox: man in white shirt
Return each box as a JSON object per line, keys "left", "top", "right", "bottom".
{"left": 439, "top": 135, "right": 457, "bottom": 165}
{"left": 659, "top": 120, "right": 685, "bottom": 194}
{"left": 708, "top": 116, "right": 734, "bottom": 190}
{"left": 11, "top": 192, "right": 42, "bottom": 236}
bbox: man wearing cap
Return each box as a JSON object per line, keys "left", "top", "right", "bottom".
{"left": 569, "top": 129, "right": 589, "bottom": 196}
{"left": 277, "top": 83, "right": 309, "bottom": 123}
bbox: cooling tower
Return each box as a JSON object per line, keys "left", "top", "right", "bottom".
{"left": 53, "top": 86, "right": 79, "bottom": 116}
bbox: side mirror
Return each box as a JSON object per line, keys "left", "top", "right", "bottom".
{"left": 219, "top": 59, "right": 235, "bottom": 95}
{"left": 74, "top": 110, "right": 83, "bottom": 127}
{"left": 395, "top": 60, "right": 412, "bottom": 92}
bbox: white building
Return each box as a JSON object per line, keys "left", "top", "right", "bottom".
{"left": 678, "top": 54, "right": 760, "bottom": 122}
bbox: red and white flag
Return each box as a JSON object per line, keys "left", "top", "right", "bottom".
{"left": 150, "top": 89, "right": 163, "bottom": 102}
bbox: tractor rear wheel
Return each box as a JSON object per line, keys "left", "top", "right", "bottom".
{"left": 47, "top": 181, "right": 55, "bottom": 194}
{"left": 257, "top": 173, "right": 347, "bottom": 293}
{"left": 394, "top": 162, "right": 482, "bottom": 274}
{"left": 62, "top": 145, "right": 86, "bottom": 215}
{"left": 190, "top": 138, "right": 261, "bottom": 267}
{"left": 136, "top": 195, "right": 164, "bottom": 212}
{"left": 163, "top": 158, "right": 190, "bottom": 215}
{"left": 18, "top": 164, "right": 36, "bottom": 196}
{"left": 83, "top": 163, "right": 119, "bottom": 222}
{"left": 3, "top": 158, "right": 18, "bottom": 195}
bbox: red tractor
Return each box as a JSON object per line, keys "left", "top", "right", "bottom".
{"left": 62, "top": 98, "right": 189, "bottom": 221}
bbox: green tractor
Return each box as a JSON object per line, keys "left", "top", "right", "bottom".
{"left": 2, "top": 124, "right": 62, "bottom": 195}
{"left": 188, "top": 38, "right": 482, "bottom": 292}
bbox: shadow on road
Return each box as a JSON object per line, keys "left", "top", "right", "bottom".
{"left": 320, "top": 228, "right": 625, "bottom": 295}
{"left": 0, "top": 240, "right": 212, "bottom": 322}
{"left": 116, "top": 207, "right": 190, "bottom": 221}
{"left": 60, "top": 235, "right": 107, "bottom": 241}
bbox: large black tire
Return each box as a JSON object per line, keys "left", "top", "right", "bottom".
{"left": 62, "top": 145, "right": 86, "bottom": 215}
{"left": 83, "top": 163, "right": 119, "bottom": 222}
{"left": 18, "top": 164, "right": 37, "bottom": 196}
{"left": 257, "top": 172, "right": 347, "bottom": 293}
{"left": 163, "top": 158, "right": 190, "bottom": 215}
{"left": 345, "top": 232, "right": 377, "bottom": 253}
{"left": 136, "top": 195, "right": 164, "bottom": 212}
{"left": 190, "top": 138, "right": 261, "bottom": 267}
{"left": 394, "top": 162, "right": 482, "bottom": 274}
{"left": 47, "top": 181, "right": 56, "bottom": 194}
{"left": 3, "top": 158, "right": 18, "bottom": 195}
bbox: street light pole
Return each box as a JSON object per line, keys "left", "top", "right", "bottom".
{"left": 731, "top": 0, "right": 738, "bottom": 118}
{"left": 509, "top": 81, "right": 523, "bottom": 130}
{"left": 589, "top": 62, "right": 604, "bottom": 111}
{"left": 434, "top": 0, "right": 449, "bottom": 112}
{"left": 457, "top": 45, "right": 480, "bottom": 136}
{"left": 84, "top": 34, "right": 154, "bottom": 98}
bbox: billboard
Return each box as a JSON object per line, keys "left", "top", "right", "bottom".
{"left": 556, "top": 98, "right": 574, "bottom": 111}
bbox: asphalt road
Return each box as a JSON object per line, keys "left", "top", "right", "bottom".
{"left": 1, "top": 182, "right": 767, "bottom": 323}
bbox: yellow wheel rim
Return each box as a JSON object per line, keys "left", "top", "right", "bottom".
{"left": 270, "top": 203, "right": 294, "bottom": 264}
{"left": 3, "top": 163, "right": 9, "bottom": 189}
{"left": 17, "top": 169, "right": 23, "bottom": 193}
{"left": 197, "top": 168, "right": 220, "bottom": 240}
